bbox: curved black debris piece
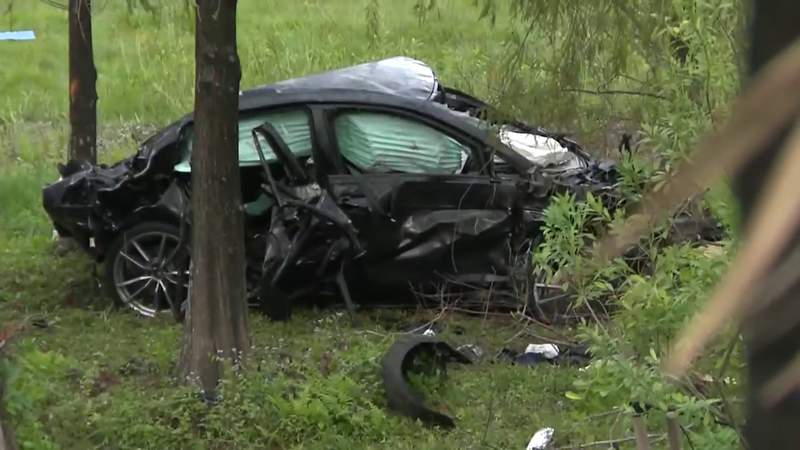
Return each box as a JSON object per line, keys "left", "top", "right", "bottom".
{"left": 381, "top": 336, "right": 471, "bottom": 429}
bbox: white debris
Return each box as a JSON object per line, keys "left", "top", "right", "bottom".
{"left": 456, "top": 344, "right": 484, "bottom": 362}
{"left": 526, "top": 427, "right": 555, "bottom": 450}
{"left": 524, "top": 343, "right": 560, "bottom": 360}
{"left": 422, "top": 328, "right": 436, "bottom": 337}
{"left": 499, "top": 127, "right": 574, "bottom": 167}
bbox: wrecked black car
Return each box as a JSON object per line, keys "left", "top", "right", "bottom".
{"left": 42, "top": 57, "right": 617, "bottom": 319}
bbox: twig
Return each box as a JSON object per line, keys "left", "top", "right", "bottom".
{"left": 582, "top": 408, "right": 624, "bottom": 421}
{"left": 583, "top": 301, "right": 606, "bottom": 332}
{"left": 510, "top": 311, "right": 563, "bottom": 333}
{"left": 563, "top": 88, "right": 669, "bottom": 100}
{"left": 714, "top": 334, "right": 747, "bottom": 447}
{"left": 680, "top": 425, "right": 697, "bottom": 450}
{"left": 359, "top": 329, "right": 388, "bottom": 338}
{"left": 478, "top": 378, "right": 498, "bottom": 447}
{"left": 501, "top": 325, "right": 528, "bottom": 345}
{"left": 520, "top": 330, "right": 576, "bottom": 348}
{"left": 556, "top": 433, "right": 666, "bottom": 449}
{"left": 511, "top": 313, "right": 578, "bottom": 346}
{"left": 402, "top": 306, "right": 449, "bottom": 335}
{"left": 447, "top": 307, "right": 513, "bottom": 317}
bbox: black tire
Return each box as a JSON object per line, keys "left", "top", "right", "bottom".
{"left": 104, "top": 221, "right": 189, "bottom": 318}
{"left": 258, "top": 283, "right": 292, "bottom": 321}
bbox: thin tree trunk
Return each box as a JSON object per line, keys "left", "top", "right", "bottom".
{"left": 0, "top": 372, "right": 17, "bottom": 450}
{"left": 737, "top": 0, "right": 800, "bottom": 448}
{"left": 68, "top": 0, "right": 97, "bottom": 164}
{"left": 179, "top": 0, "right": 248, "bottom": 396}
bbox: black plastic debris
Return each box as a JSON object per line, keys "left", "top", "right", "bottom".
{"left": 456, "top": 344, "right": 484, "bottom": 363}
{"left": 380, "top": 335, "right": 471, "bottom": 429}
{"left": 494, "top": 348, "right": 518, "bottom": 364}
{"left": 29, "top": 316, "right": 50, "bottom": 329}
{"left": 515, "top": 352, "right": 555, "bottom": 366}
{"left": 516, "top": 343, "right": 560, "bottom": 365}
{"left": 497, "top": 343, "right": 591, "bottom": 367}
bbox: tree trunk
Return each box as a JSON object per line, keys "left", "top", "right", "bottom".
{"left": 737, "top": 0, "right": 800, "bottom": 448}
{"left": 0, "top": 368, "right": 17, "bottom": 450}
{"left": 178, "top": 0, "right": 248, "bottom": 396}
{"left": 68, "top": 0, "right": 97, "bottom": 164}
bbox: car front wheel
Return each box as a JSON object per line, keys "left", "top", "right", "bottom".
{"left": 104, "top": 222, "right": 189, "bottom": 318}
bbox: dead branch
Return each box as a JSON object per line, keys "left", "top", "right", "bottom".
{"left": 555, "top": 433, "right": 666, "bottom": 449}
{"left": 563, "top": 87, "right": 669, "bottom": 100}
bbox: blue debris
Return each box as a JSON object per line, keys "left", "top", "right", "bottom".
{"left": 0, "top": 30, "right": 36, "bottom": 41}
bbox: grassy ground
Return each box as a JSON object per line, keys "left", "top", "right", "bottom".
{"left": 0, "top": 1, "right": 740, "bottom": 449}
{"left": 0, "top": 0, "right": 518, "bottom": 124}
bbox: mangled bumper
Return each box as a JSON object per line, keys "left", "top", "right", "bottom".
{"left": 41, "top": 158, "right": 188, "bottom": 260}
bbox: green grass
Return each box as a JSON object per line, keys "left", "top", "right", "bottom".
{"left": 0, "top": 0, "right": 517, "bottom": 125}
{"left": 0, "top": 0, "right": 742, "bottom": 448}
{"left": 5, "top": 308, "right": 614, "bottom": 450}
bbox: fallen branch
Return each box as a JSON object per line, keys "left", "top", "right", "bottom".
{"left": 556, "top": 433, "right": 666, "bottom": 449}
{"left": 562, "top": 88, "right": 669, "bottom": 100}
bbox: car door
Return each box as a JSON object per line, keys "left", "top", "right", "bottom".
{"left": 319, "top": 106, "right": 522, "bottom": 285}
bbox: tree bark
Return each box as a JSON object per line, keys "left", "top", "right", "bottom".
{"left": 737, "top": 1, "right": 800, "bottom": 448}
{"left": 68, "top": 0, "right": 97, "bottom": 164}
{"left": 179, "top": 0, "right": 248, "bottom": 396}
{"left": 0, "top": 368, "right": 17, "bottom": 450}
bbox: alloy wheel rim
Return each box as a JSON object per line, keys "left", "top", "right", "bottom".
{"left": 113, "top": 231, "right": 188, "bottom": 317}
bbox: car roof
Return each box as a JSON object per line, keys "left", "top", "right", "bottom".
{"left": 140, "top": 58, "right": 464, "bottom": 155}
{"left": 137, "top": 57, "right": 531, "bottom": 172}
{"left": 243, "top": 56, "right": 439, "bottom": 103}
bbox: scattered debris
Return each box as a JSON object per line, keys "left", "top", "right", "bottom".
{"left": 524, "top": 343, "right": 560, "bottom": 360}
{"left": 456, "top": 344, "right": 484, "bottom": 363}
{"left": 380, "top": 335, "right": 471, "bottom": 429}
{"left": 515, "top": 351, "right": 555, "bottom": 366}
{"left": 494, "top": 348, "right": 518, "bottom": 364}
{"left": 526, "top": 427, "right": 555, "bottom": 450}
{"left": 401, "top": 321, "right": 444, "bottom": 336}
{"left": 495, "top": 343, "right": 591, "bottom": 367}
{"left": 30, "top": 317, "right": 49, "bottom": 329}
